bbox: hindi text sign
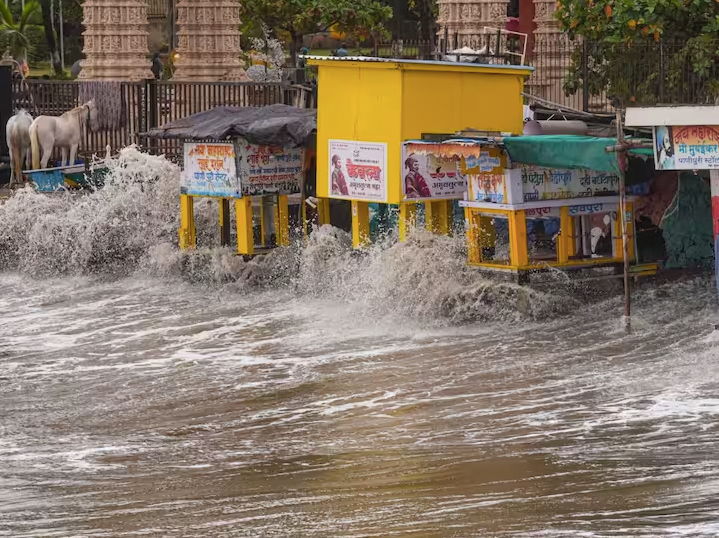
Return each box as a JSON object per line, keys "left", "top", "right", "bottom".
{"left": 522, "top": 166, "right": 620, "bottom": 201}
{"left": 401, "top": 144, "right": 466, "bottom": 200}
{"left": 466, "top": 149, "right": 505, "bottom": 203}
{"left": 238, "top": 142, "right": 304, "bottom": 196}
{"left": 654, "top": 125, "right": 719, "bottom": 170}
{"left": 329, "top": 140, "right": 388, "bottom": 202}
{"left": 182, "top": 142, "right": 240, "bottom": 198}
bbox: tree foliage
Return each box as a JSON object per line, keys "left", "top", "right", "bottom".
{"left": 555, "top": 0, "right": 719, "bottom": 104}
{"left": 0, "top": 0, "right": 42, "bottom": 62}
{"left": 242, "top": 0, "right": 392, "bottom": 58}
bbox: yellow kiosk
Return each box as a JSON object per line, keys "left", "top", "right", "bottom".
{"left": 145, "top": 105, "right": 316, "bottom": 256}
{"left": 305, "top": 56, "right": 533, "bottom": 247}
{"left": 178, "top": 140, "right": 306, "bottom": 255}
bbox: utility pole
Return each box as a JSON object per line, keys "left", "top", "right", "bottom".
{"left": 615, "top": 106, "right": 631, "bottom": 329}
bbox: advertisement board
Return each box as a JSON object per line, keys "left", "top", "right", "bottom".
{"left": 400, "top": 144, "right": 466, "bottom": 200}
{"left": 182, "top": 142, "right": 241, "bottom": 198}
{"left": 238, "top": 142, "right": 303, "bottom": 196}
{"left": 328, "top": 139, "right": 388, "bottom": 202}
{"left": 653, "top": 125, "right": 719, "bottom": 170}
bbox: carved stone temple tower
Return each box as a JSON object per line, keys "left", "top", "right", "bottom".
{"left": 79, "top": 0, "right": 153, "bottom": 80}
{"left": 173, "top": 0, "right": 249, "bottom": 81}
{"left": 435, "top": 0, "right": 510, "bottom": 51}
{"left": 529, "top": 0, "right": 579, "bottom": 105}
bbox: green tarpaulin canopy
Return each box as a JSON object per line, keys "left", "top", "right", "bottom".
{"left": 502, "top": 135, "right": 652, "bottom": 174}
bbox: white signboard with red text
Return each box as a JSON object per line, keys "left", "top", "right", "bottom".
{"left": 328, "top": 139, "right": 388, "bottom": 202}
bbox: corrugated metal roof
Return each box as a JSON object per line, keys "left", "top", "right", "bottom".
{"left": 301, "top": 55, "right": 534, "bottom": 71}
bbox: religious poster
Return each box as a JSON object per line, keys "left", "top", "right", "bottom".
{"left": 328, "top": 139, "right": 388, "bottom": 202}
{"left": 400, "top": 145, "right": 466, "bottom": 200}
{"left": 521, "top": 166, "right": 620, "bottom": 201}
{"left": 182, "top": 142, "right": 241, "bottom": 198}
{"left": 466, "top": 149, "right": 505, "bottom": 203}
{"left": 653, "top": 125, "right": 719, "bottom": 170}
{"left": 237, "top": 141, "right": 304, "bottom": 196}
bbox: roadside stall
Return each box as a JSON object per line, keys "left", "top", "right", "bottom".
{"left": 146, "top": 104, "right": 316, "bottom": 256}
{"left": 304, "top": 56, "right": 532, "bottom": 247}
{"left": 412, "top": 134, "right": 656, "bottom": 281}
{"left": 625, "top": 107, "right": 718, "bottom": 276}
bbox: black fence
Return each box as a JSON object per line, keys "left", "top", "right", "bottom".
{"left": 9, "top": 78, "right": 308, "bottom": 163}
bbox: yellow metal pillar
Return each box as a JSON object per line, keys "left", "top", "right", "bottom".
{"left": 558, "top": 206, "right": 571, "bottom": 263}
{"left": 275, "top": 195, "right": 290, "bottom": 246}
{"left": 317, "top": 198, "right": 331, "bottom": 226}
{"left": 425, "top": 200, "right": 452, "bottom": 235}
{"left": 301, "top": 199, "right": 308, "bottom": 240}
{"left": 351, "top": 200, "right": 370, "bottom": 248}
{"left": 565, "top": 210, "right": 576, "bottom": 258}
{"left": 235, "top": 197, "right": 254, "bottom": 256}
{"left": 465, "top": 208, "right": 480, "bottom": 264}
{"left": 259, "top": 197, "right": 267, "bottom": 247}
{"left": 179, "top": 194, "right": 196, "bottom": 250}
{"left": 399, "top": 201, "right": 417, "bottom": 242}
{"left": 508, "top": 209, "right": 529, "bottom": 269}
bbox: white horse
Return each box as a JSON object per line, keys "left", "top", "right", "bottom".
{"left": 29, "top": 100, "right": 97, "bottom": 170}
{"left": 5, "top": 109, "right": 33, "bottom": 187}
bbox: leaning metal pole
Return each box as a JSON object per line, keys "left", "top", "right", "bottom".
{"left": 615, "top": 106, "right": 631, "bottom": 327}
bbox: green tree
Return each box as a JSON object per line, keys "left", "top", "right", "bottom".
{"left": 242, "top": 0, "right": 392, "bottom": 62}
{"left": 0, "top": 0, "right": 42, "bottom": 63}
{"left": 555, "top": 0, "right": 719, "bottom": 104}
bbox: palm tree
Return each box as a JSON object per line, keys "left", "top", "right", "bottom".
{"left": 0, "top": 0, "right": 42, "bottom": 64}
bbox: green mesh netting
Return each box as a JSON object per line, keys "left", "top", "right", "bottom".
{"left": 661, "top": 172, "right": 714, "bottom": 270}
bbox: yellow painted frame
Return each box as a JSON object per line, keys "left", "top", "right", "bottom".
{"left": 464, "top": 203, "right": 636, "bottom": 273}
{"left": 178, "top": 193, "right": 294, "bottom": 256}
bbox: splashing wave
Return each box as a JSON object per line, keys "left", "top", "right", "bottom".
{"left": 0, "top": 147, "right": 576, "bottom": 322}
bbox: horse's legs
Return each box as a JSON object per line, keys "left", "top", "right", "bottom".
{"left": 24, "top": 147, "right": 32, "bottom": 180}
{"left": 8, "top": 149, "right": 14, "bottom": 186}
{"left": 61, "top": 147, "right": 68, "bottom": 167}
{"left": 69, "top": 145, "right": 78, "bottom": 167}
{"left": 40, "top": 145, "right": 52, "bottom": 169}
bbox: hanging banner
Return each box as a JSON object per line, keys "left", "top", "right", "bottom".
{"left": 521, "top": 166, "right": 620, "bottom": 201}
{"left": 654, "top": 125, "right": 719, "bottom": 170}
{"left": 401, "top": 145, "right": 466, "bottom": 200}
{"left": 328, "top": 139, "right": 388, "bottom": 202}
{"left": 182, "top": 142, "right": 241, "bottom": 198}
{"left": 466, "top": 148, "right": 505, "bottom": 203}
{"left": 238, "top": 142, "right": 303, "bottom": 196}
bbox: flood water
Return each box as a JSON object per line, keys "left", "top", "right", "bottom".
{"left": 2, "top": 149, "right": 719, "bottom": 537}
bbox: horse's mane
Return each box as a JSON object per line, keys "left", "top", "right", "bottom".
{"left": 67, "top": 103, "right": 90, "bottom": 114}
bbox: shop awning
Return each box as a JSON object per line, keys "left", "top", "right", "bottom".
{"left": 503, "top": 135, "right": 652, "bottom": 174}
{"left": 503, "top": 135, "right": 621, "bottom": 173}
{"left": 403, "top": 135, "right": 654, "bottom": 174}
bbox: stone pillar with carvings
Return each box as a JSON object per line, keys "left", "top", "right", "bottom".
{"left": 436, "top": 0, "right": 509, "bottom": 52}
{"left": 530, "top": 0, "right": 579, "bottom": 107}
{"left": 173, "top": 0, "right": 249, "bottom": 81}
{"left": 79, "top": 0, "right": 153, "bottom": 80}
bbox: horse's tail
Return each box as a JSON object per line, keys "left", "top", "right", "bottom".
{"left": 10, "top": 129, "right": 22, "bottom": 181}
{"left": 29, "top": 120, "right": 40, "bottom": 170}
